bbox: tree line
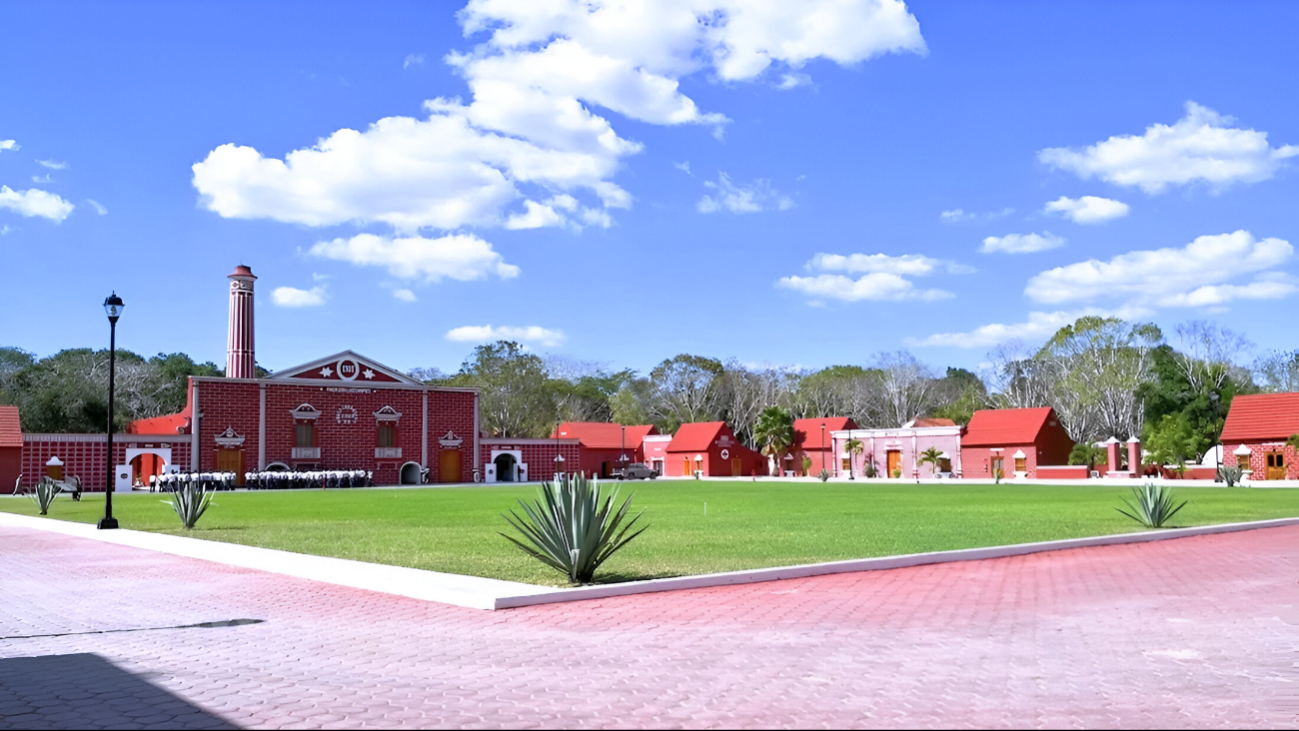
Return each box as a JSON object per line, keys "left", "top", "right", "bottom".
{"left": 4, "top": 316, "right": 1298, "bottom": 466}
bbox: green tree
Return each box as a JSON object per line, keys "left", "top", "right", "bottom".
{"left": 1145, "top": 413, "right": 1205, "bottom": 472}
{"left": 845, "top": 438, "right": 864, "bottom": 480}
{"left": 753, "top": 406, "right": 795, "bottom": 477}
{"left": 648, "top": 354, "right": 724, "bottom": 433}
{"left": 1068, "top": 443, "right": 1108, "bottom": 473}
{"left": 931, "top": 367, "right": 988, "bottom": 425}
{"left": 917, "top": 446, "right": 943, "bottom": 478}
{"left": 449, "top": 341, "right": 554, "bottom": 437}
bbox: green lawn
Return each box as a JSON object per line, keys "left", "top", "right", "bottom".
{"left": 3, "top": 481, "right": 1295, "bottom": 586}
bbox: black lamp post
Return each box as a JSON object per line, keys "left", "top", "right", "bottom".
{"left": 99, "top": 292, "right": 124, "bottom": 530}
{"left": 620, "top": 424, "right": 627, "bottom": 467}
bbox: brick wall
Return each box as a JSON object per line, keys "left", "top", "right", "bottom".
{"left": 480, "top": 440, "right": 581, "bottom": 483}
{"left": 19, "top": 434, "right": 192, "bottom": 491}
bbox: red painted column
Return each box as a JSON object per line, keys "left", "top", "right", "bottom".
{"left": 1105, "top": 437, "right": 1121, "bottom": 475}
{"left": 1127, "top": 437, "right": 1142, "bottom": 477}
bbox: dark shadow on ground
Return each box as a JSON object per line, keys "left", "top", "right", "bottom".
{"left": 0, "top": 653, "right": 237, "bottom": 730}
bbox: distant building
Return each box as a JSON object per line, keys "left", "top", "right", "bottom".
{"left": 551, "top": 422, "right": 659, "bottom": 478}
{"left": 960, "top": 407, "right": 1073, "bottom": 480}
{"left": 833, "top": 417, "right": 963, "bottom": 479}
{"left": 1219, "top": 392, "right": 1299, "bottom": 481}
{"left": 0, "top": 406, "right": 21, "bottom": 491}
{"left": 786, "top": 417, "right": 857, "bottom": 476}
{"left": 660, "top": 421, "right": 767, "bottom": 477}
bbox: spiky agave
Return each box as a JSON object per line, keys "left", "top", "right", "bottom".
{"left": 500, "top": 473, "right": 647, "bottom": 584}
{"left": 164, "top": 481, "right": 215, "bottom": 529}
{"left": 26, "top": 477, "right": 60, "bottom": 515}
{"left": 1216, "top": 464, "right": 1244, "bottom": 488}
{"left": 1116, "top": 482, "right": 1188, "bottom": 528}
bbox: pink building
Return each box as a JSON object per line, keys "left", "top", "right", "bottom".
{"left": 832, "top": 418, "right": 964, "bottom": 479}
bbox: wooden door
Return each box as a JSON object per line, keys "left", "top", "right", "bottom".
{"left": 1265, "top": 452, "right": 1286, "bottom": 480}
{"left": 439, "top": 449, "right": 461, "bottom": 483}
{"left": 991, "top": 456, "right": 1005, "bottom": 478}
{"left": 732, "top": 458, "right": 742, "bottom": 476}
{"left": 886, "top": 450, "right": 902, "bottom": 477}
{"left": 215, "top": 449, "right": 245, "bottom": 485}
{"left": 684, "top": 458, "right": 692, "bottom": 476}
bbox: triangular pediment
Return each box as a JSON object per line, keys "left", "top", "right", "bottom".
{"left": 270, "top": 350, "right": 422, "bottom": 385}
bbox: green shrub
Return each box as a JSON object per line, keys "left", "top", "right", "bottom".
{"left": 818, "top": 469, "right": 830, "bottom": 483}
{"left": 164, "top": 481, "right": 215, "bottom": 529}
{"left": 500, "top": 473, "right": 647, "bottom": 584}
{"left": 1116, "top": 482, "right": 1187, "bottom": 528}
{"left": 1216, "top": 465, "right": 1244, "bottom": 488}
{"left": 26, "top": 477, "right": 60, "bottom": 516}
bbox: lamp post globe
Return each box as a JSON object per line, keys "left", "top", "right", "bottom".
{"left": 99, "top": 292, "right": 124, "bottom": 530}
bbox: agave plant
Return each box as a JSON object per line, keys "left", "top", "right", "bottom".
{"left": 1216, "top": 464, "right": 1244, "bottom": 488}
{"left": 26, "top": 477, "right": 60, "bottom": 516}
{"left": 818, "top": 469, "right": 831, "bottom": 483}
{"left": 1116, "top": 482, "right": 1187, "bottom": 529}
{"left": 500, "top": 473, "right": 647, "bottom": 584}
{"left": 163, "top": 481, "right": 215, "bottom": 529}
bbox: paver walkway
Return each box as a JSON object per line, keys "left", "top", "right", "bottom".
{"left": 1, "top": 524, "right": 1295, "bottom": 729}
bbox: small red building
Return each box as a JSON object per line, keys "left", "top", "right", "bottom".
{"left": 661, "top": 421, "right": 767, "bottom": 477}
{"left": 786, "top": 417, "right": 857, "bottom": 476}
{"left": 1, "top": 406, "right": 21, "bottom": 492}
{"left": 961, "top": 407, "right": 1073, "bottom": 480}
{"left": 1220, "top": 393, "right": 1299, "bottom": 481}
{"left": 552, "top": 422, "right": 659, "bottom": 478}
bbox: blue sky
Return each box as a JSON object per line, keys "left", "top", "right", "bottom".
{"left": 2, "top": 1, "right": 1297, "bottom": 377}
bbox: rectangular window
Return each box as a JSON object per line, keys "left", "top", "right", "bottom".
{"left": 295, "top": 423, "right": 315, "bottom": 448}
{"left": 842, "top": 458, "right": 851, "bottom": 471}
{"left": 378, "top": 424, "right": 397, "bottom": 448}
{"left": 1238, "top": 454, "right": 1250, "bottom": 470}
{"left": 1014, "top": 457, "right": 1027, "bottom": 473}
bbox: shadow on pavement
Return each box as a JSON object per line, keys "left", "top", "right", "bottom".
{"left": 0, "top": 653, "right": 237, "bottom": 730}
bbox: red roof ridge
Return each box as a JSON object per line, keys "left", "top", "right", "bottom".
{"left": 0, "top": 405, "right": 21, "bottom": 448}
{"left": 1221, "top": 392, "right": 1299, "bottom": 442}
{"left": 962, "top": 407, "right": 1055, "bottom": 447}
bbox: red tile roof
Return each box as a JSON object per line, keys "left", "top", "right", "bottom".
{"left": 910, "top": 417, "right": 956, "bottom": 427}
{"left": 127, "top": 403, "right": 192, "bottom": 435}
{"left": 552, "top": 422, "right": 658, "bottom": 449}
{"left": 793, "top": 417, "right": 856, "bottom": 449}
{"left": 666, "top": 422, "right": 727, "bottom": 453}
{"left": 1220, "top": 393, "right": 1299, "bottom": 442}
{"left": 0, "top": 405, "right": 20, "bottom": 448}
{"left": 962, "top": 407, "right": 1055, "bottom": 447}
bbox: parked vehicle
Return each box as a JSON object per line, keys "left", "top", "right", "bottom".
{"left": 616, "top": 463, "right": 659, "bottom": 480}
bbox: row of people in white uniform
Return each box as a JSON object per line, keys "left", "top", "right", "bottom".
{"left": 150, "top": 470, "right": 373, "bottom": 491}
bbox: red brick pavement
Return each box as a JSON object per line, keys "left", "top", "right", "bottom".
{"left": 1, "top": 524, "right": 1295, "bottom": 729}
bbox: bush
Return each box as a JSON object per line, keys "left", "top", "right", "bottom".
{"left": 26, "top": 477, "right": 60, "bottom": 516}
{"left": 500, "top": 473, "right": 647, "bottom": 584}
{"left": 163, "top": 480, "right": 215, "bottom": 529}
{"left": 890, "top": 468, "right": 902, "bottom": 479}
{"left": 1116, "top": 482, "right": 1187, "bottom": 529}
{"left": 818, "top": 469, "right": 830, "bottom": 483}
{"left": 1216, "top": 464, "right": 1244, "bottom": 487}
{"left": 994, "top": 467, "right": 1004, "bottom": 484}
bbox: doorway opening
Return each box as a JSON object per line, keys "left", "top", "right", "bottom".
{"left": 399, "top": 462, "right": 423, "bottom": 485}
{"left": 494, "top": 453, "right": 518, "bottom": 482}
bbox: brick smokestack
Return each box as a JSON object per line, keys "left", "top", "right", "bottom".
{"left": 226, "top": 265, "right": 257, "bottom": 378}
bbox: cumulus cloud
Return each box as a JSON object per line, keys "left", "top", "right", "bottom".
{"left": 85, "top": 199, "right": 108, "bottom": 215}
{"left": 308, "top": 232, "right": 520, "bottom": 282}
{"left": 697, "top": 172, "right": 793, "bottom": 213}
{"left": 37, "top": 159, "right": 67, "bottom": 170}
{"left": 1025, "top": 230, "right": 1294, "bottom": 307}
{"left": 907, "top": 307, "right": 1151, "bottom": 349}
{"left": 0, "top": 140, "right": 17, "bottom": 152}
{"left": 1043, "top": 195, "right": 1129, "bottom": 224}
{"left": 272, "top": 286, "right": 327, "bottom": 308}
{"left": 392, "top": 288, "right": 418, "bottom": 302}
{"left": 940, "top": 207, "right": 1013, "bottom": 224}
{"left": 403, "top": 53, "right": 426, "bottom": 69}
{"left": 776, "top": 73, "right": 813, "bottom": 90}
{"left": 31, "top": 174, "right": 53, "bottom": 184}
{"left": 193, "top": 1, "right": 924, "bottom": 245}
{"left": 0, "top": 186, "right": 74, "bottom": 222}
{"left": 981, "top": 232, "right": 1065, "bottom": 254}
{"left": 1038, "top": 102, "right": 1299, "bottom": 193}
{"left": 777, "top": 251, "right": 960, "bottom": 303}
{"left": 673, "top": 161, "right": 693, "bottom": 176}
{"left": 445, "top": 324, "right": 566, "bottom": 348}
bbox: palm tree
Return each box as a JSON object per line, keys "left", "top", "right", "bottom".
{"left": 845, "top": 438, "right": 864, "bottom": 480}
{"left": 917, "top": 446, "right": 943, "bottom": 481}
{"left": 753, "top": 406, "right": 795, "bottom": 478}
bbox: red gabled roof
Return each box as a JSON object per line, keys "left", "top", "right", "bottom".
{"left": 1220, "top": 393, "right": 1299, "bottom": 442}
{"left": 552, "top": 422, "right": 658, "bottom": 449}
{"left": 962, "top": 407, "right": 1055, "bottom": 447}
{"left": 0, "top": 405, "right": 21, "bottom": 448}
{"left": 910, "top": 417, "right": 956, "bottom": 428}
{"left": 793, "top": 417, "right": 856, "bottom": 449}
{"left": 666, "top": 421, "right": 727, "bottom": 453}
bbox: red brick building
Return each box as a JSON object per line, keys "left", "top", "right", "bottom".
{"left": 1, "top": 406, "right": 21, "bottom": 492}
{"left": 480, "top": 437, "right": 581, "bottom": 483}
{"left": 552, "top": 422, "right": 659, "bottom": 478}
{"left": 1220, "top": 392, "right": 1299, "bottom": 481}
{"left": 960, "top": 407, "right": 1073, "bottom": 480}
{"left": 788, "top": 417, "right": 857, "bottom": 476}
{"left": 661, "top": 421, "right": 767, "bottom": 477}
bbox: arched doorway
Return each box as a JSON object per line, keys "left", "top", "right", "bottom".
{"left": 399, "top": 462, "right": 422, "bottom": 485}
{"left": 494, "top": 453, "right": 518, "bottom": 482}
{"left": 125, "top": 447, "right": 171, "bottom": 487}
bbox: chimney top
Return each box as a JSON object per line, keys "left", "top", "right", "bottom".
{"left": 229, "top": 264, "right": 256, "bottom": 279}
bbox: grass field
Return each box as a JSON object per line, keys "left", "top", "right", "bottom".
{"left": 3, "top": 481, "right": 1296, "bottom": 585}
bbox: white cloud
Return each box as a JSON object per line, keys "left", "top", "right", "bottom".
{"left": 1038, "top": 101, "right": 1299, "bottom": 193}
{"left": 981, "top": 232, "right": 1065, "bottom": 254}
{"left": 776, "top": 73, "right": 813, "bottom": 90}
{"left": 31, "top": 174, "right": 53, "bottom": 184}
{"left": 392, "top": 288, "right": 418, "bottom": 302}
{"left": 907, "top": 307, "right": 1152, "bottom": 349}
{"left": 808, "top": 252, "right": 970, "bottom": 276}
{"left": 0, "top": 225, "right": 12, "bottom": 235}
{"left": 940, "top": 207, "right": 1013, "bottom": 224}
{"left": 697, "top": 172, "right": 793, "bottom": 214}
{"left": 777, "top": 272, "right": 953, "bottom": 302}
{"left": 445, "top": 324, "right": 566, "bottom": 347}
{"left": 272, "top": 286, "right": 327, "bottom": 308}
{"left": 505, "top": 200, "right": 566, "bottom": 229}
{"left": 673, "top": 161, "right": 693, "bottom": 176}
{"left": 193, "top": 1, "right": 923, "bottom": 243}
{"left": 1043, "top": 195, "right": 1129, "bottom": 224}
{"left": 85, "top": 199, "right": 108, "bottom": 215}
{"left": 0, "top": 186, "right": 74, "bottom": 222}
{"left": 37, "top": 159, "right": 67, "bottom": 170}
{"left": 1025, "top": 230, "right": 1294, "bottom": 308}
{"left": 308, "top": 232, "right": 520, "bottom": 282}
{"left": 0, "top": 140, "right": 17, "bottom": 152}
{"left": 403, "top": 53, "right": 426, "bottom": 69}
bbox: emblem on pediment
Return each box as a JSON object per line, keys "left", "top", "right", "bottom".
{"left": 291, "top": 403, "right": 321, "bottom": 420}
{"left": 439, "top": 430, "right": 463, "bottom": 448}
{"left": 373, "top": 406, "right": 402, "bottom": 422}
{"left": 214, "top": 426, "right": 245, "bottom": 448}
{"left": 335, "top": 405, "right": 358, "bottom": 425}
